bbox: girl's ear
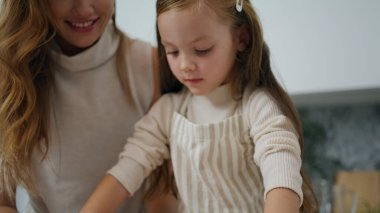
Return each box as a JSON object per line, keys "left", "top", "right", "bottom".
{"left": 236, "top": 24, "right": 250, "bottom": 51}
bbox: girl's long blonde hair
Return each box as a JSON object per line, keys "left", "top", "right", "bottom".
{"left": 150, "top": 0, "right": 319, "bottom": 212}
{"left": 0, "top": 0, "right": 131, "bottom": 203}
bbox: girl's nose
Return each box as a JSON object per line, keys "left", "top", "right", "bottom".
{"left": 72, "top": 0, "right": 94, "bottom": 18}
{"left": 179, "top": 55, "right": 196, "bottom": 72}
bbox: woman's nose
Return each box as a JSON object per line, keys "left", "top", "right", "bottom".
{"left": 72, "top": 0, "right": 94, "bottom": 18}
{"left": 179, "top": 55, "right": 196, "bottom": 72}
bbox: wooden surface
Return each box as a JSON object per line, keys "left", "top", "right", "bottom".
{"left": 334, "top": 171, "right": 380, "bottom": 213}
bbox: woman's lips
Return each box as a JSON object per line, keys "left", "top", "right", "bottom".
{"left": 66, "top": 18, "right": 99, "bottom": 33}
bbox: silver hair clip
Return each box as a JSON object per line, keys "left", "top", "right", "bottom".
{"left": 236, "top": 0, "right": 243, "bottom": 12}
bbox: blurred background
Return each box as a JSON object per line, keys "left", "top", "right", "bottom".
{"left": 1, "top": 0, "right": 378, "bottom": 212}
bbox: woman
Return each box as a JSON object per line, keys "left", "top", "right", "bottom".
{"left": 0, "top": 0, "right": 173, "bottom": 212}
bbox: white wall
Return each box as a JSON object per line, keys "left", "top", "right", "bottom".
{"left": 254, "top": 1, "right": 380, "bottom": 94}
{"left": 116, "top": 0, "right": 157, "bottom": 44}
{"left": 116, "top": 0, "right": 380, "bottom": 95}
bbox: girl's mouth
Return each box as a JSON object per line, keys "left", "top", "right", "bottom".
{"left": 184, "top": 78, "right": 203, "bottom": 84}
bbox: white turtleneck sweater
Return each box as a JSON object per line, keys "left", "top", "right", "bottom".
{"left": 109, "top": 84, "right": 303, "bottom": 212}
{"left": 22, "top": 24, "right": 155, "bottom": 213}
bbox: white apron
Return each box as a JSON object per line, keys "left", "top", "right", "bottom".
{"left": 170, "top": 93, "right": 265, "bottom": 213}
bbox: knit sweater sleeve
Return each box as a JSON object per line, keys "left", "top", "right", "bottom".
{"left": 247, "top": 90, "right": 303, "bottom": 205}
{"left": 107, "top": 94, "right": 176, "bottom": 195}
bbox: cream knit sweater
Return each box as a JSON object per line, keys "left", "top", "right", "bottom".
{"left": 23, "top": 24, "right": 155, "bottom": 213}
{"left": 110, "top": 84, "right": 303, "bottom": 210}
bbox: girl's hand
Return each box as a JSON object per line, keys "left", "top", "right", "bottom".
{"left": 264, "top": 188, "right": 300, "bottom": 213}
{"left": 80, "top": 175, "right": 130, "bottom": 213}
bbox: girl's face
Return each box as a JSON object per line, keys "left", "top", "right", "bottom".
{"left": 158, "top": 5, "right": 242, "bottom": 96}
{"left": 48, "top": 0, "right": 114, "bottom": 56}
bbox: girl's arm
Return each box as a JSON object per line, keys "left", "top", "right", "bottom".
{"left": 264, "top": 188, "right": 300, "bottom": 213}
{"left": 247, "top": 90, "right": 303, "bottom": 212}
{"left": 80, "top": 174, "right": 130, "bottom": 213}
{"left": 81, "top": 93, "right": 174, "bottom": 213}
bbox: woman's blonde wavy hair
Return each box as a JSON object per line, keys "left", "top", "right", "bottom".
{"left": 149, "top": 0, "right": 319, "bottom": 212}
{"left": 0, "top": 0, "right": 131, "bottom": 204}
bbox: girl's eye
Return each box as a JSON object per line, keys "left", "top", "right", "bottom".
{"left": 166, "top": 50, "right": 179, "bottom": 56}
{"left": 195, "top": 47, "right": 212, "bottom": 56}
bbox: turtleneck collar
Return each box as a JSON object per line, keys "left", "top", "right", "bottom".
{"left": 187, "top": 84, "right": 238, "bottom": 124}
{"left": 191, "top": 84, "right": 234, "bottom": 107}
{"left": 49, "top": 22, "right": 120, "bottom": 73}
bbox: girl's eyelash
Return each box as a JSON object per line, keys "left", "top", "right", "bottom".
{"left": 165, "top": 46, "right": 213, "bottom": 55}
{"left": 166, "top": 50, "right": 178, "bottom": 55}
{"left": 196, "top": 49, "right": 209, "bottom": 53}
{"left": 195, "top": 47, "right": 212, "bottom": 55}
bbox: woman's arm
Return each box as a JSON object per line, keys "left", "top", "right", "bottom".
{"left": 0, "top": 194, "right": 17, "bottom": 213}
{"left": 80, "top": 175, "right": 130, "bottom": 213}
{"left": 264, "top": 188, "right": 300, "bottom": 213}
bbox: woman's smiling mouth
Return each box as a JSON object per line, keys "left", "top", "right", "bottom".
{"left": 66, "top": 18, "right": 99, "bottom": 32}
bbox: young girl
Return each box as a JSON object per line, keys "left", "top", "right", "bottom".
{"left": 82, "top": 0, "right": 318, "bottom": 212}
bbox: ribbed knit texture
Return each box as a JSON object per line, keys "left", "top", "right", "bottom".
{"left": 110, "top": 85, "right": 303, "bottom": 212}
{"left": 25, "top": 23, "right": 155, "bottom": 213}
